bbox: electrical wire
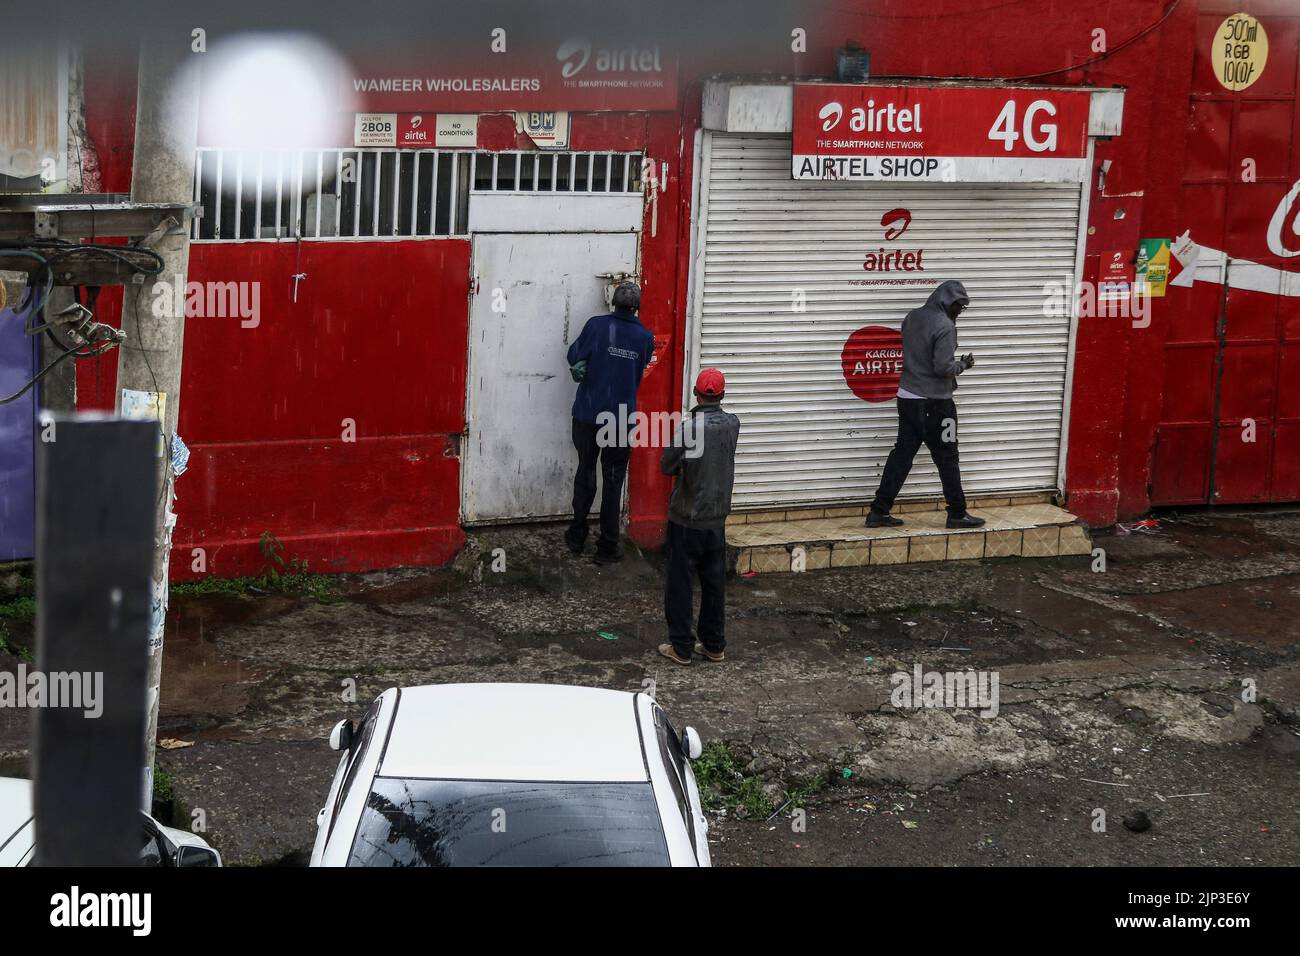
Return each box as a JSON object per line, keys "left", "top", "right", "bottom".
{"left": 2, "top": 239, "right": 165, "bottom": 336}
{"left": 1, "top": 238, "right": 162, "bottom": 404}
{"left": 0, "top": 339, "right": 113, "bottom": 406}
{"left": 1003, "top": 0, "right": 1182, "bottom": 81}
{"left": 866, "top": 0, "right": 1183, "bottom": 83}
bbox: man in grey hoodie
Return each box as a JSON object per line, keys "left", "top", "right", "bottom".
{"left": 867, "top": 280, "right": 986, "bottom": 530}
{"left": 657, "top": 368, "right": 740, "bottom": 666}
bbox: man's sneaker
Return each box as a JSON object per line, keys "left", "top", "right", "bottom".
{"left": 946, "top": 513, "right": 986, "bottom": 529}
{"left": 657, "top": 643, "right": 691, "bottom": 666}
{"left": 866, "top": 511, "right": 904, "bottom": 528}
{"left": 693, "top": 641, "right": 726, "bottom": 662}
{"left": 592, "top": 548, "right": 624, "bottom": 565}
{"left": 563, "top": 528, "right": 585, "bottom": 555}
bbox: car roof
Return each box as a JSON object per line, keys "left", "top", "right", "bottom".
{"left": 378, "top": 683, "right": 649, "bottom": 783}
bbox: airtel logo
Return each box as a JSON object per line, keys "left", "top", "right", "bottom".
{"left": 882, "top": 208, "right": 912, "bottom": 241}
{"left": 819, "top": 102, "right": 844, "bottom": 132}
{"left": 409, "top": 115, "right": 422, "bottom": 128}
{"left": 557, "top": 38, "right": 591, "bottom": 77}
{"left": 815, "top": 98, "right": 922, "bottom": 134}
{"left": 556, "top": 37, "right": 663, "bottom": 78}
{"left": 865, "top": 208, "right": 924, "bottom": 273}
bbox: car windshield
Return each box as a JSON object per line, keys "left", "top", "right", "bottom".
{"left": 347, "top": 777, "right": 670, "bottom": 867}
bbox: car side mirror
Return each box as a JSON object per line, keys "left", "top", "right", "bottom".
{"left": 329, "top": 719, "right": 355, "bottom": 752}
{"left": 175, "top": 845, "right": 221, "bottom": 868}
{"left": 682, "top": 726, "right": 703, "bottom": 761}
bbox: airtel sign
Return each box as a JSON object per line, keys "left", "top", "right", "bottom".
{"left": 793, "top": 83, "right": 1092, "bottom": 182}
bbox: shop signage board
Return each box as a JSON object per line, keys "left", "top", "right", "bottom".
{"left": 354, "top": 112, "right": 397, "bottom": 146}
{"left": 434, "top": 114, "right": 478, "bottom": 147}
{"left": 841, "top": 326, "right": 904, "bottom": 403}
{"left": 398, "top": 113, "right": 433, "bottom": 147}
{"left": 517, "top": 111, "right": 571, "bottom": 148}
{"left": 1212, "top": 13, "right": 1268, "bottom": 91}
{"left": 352, "top": 113, "right": 478, "bottom": 148}
{"left": 792, "top": 84, "right": 1092, "bottom": 182}
{"left": 1136, "top": 238, "right": 1171, "bottom": 297}
{"left": 344, "top": 35, "right": 677, "bottom": 112}
{"left": 1099, "top": 249, "right": 1136, "bottom": 300}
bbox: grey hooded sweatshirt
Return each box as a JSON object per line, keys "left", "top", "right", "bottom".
{"left": 898, "top": 280, "right": 971, "bottom": 400}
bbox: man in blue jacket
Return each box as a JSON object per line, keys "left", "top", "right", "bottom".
{"left": 564, "top": 281, "right": 655, "bottom": 563}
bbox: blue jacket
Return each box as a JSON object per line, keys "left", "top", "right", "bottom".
{"left": 566, "top": 308, "right": 655, "bottom": 425}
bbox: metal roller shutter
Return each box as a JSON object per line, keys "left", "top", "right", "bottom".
{"left": 690, "top": 133, "right": 1084, "bottom": 510}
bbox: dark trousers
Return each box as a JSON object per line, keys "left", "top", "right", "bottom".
{"left": 569, "top": 418, "right": 630, "bottom": 553}
{"left": 870, "top": 398, "right": 967, "bottom": 519}
{"left": 664, "top": 520, "right": 727, "bottom": 657}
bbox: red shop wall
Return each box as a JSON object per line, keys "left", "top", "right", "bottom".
{"left": 656, "top": 1, "right": 1178, "bottom": 529}
{"left": 79, "top": 240, "right": 471, "bottom": 580}
{"left": 1137, "top": 2, "right": 1300, "bottom": 510}
{"left": 172, "top": 239, "right": 470, "bottom": 579}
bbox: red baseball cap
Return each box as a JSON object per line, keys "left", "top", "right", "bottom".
{"left": 695, "top": 367, "right": 726, "bottom": 397}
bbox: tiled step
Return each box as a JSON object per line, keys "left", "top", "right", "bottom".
{"left": 728, "top": 502, "right": 1091, "bottom": 573}
{"left": 726, "top": 492, "right": 1056, "bottom": 527}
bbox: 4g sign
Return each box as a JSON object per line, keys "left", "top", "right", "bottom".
{"left": 792, "top": 84, "right": 1093, "bottom": 182}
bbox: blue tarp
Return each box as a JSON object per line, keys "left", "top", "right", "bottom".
{"left": 0, "top": 291, "right": 39, "bottom": 561}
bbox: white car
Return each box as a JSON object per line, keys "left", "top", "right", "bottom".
{"left": 0, "top": 777, "right": 222, "bottom": 867}
{"left": 310, "top": 683, "right": 712, "bottom": 867}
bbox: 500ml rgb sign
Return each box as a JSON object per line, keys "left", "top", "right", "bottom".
{"left": 792, "top": 84, "right": 1092, "bottom": 182}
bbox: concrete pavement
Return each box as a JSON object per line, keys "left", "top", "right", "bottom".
{"left": 4, "top": 509, "right": 1298, "bottom": 865}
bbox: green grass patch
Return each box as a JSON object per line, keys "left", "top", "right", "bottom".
{"left": 171, "top": 532, "right": 339, "bottom": 601}
{"left": 152, "top": 766, "right": 174, "bottom": 804}
{"left": 170, "top": 572, "right": 337, "bottom": 600}
{"left": 0, "top": 596, "right": 36, "bottom": 621}
{"left": 690, "top": 741, "right": 828, "bottom": 818}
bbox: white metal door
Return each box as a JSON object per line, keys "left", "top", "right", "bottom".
{"left": 689, "top": 133, "right": 1085, "bottom": 509}
{"left": 463, "top": 232, "right": 639, "bottom": 523}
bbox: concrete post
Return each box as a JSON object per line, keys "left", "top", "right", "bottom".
{"left": 116, "top": 37, "right": 198, "bottom": 809}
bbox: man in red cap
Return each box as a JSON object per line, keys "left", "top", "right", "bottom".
{"left": 657, "top": 367, "right": 740, "bottom": 665}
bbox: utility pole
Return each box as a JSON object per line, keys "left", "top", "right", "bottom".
{"left": 33, "top": 419, "right": 157, "bottom": 865}
{"left": 116, "top": 35, "right": 199, "bottom": 809}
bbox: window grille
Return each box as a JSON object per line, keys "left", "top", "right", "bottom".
{"left": 193, "top": 148, "right": 645, "bottom": 242}
{"left": 468, "top": 151, "right": 644, "bottom": 193}
{"left": 193, "top": 148, "right": 473, "bottom": 241}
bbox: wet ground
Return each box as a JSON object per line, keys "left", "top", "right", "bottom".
{"left": 2, "top": 508, "right": 1298, "bottom": 866}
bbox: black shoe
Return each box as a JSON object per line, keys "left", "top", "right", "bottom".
{"left": 563, "top": 528, "right": 585, "bottom": 555}
{"left": 946, "top": 513, "right": 986, "bottom": 529}
{"left": 592, "top": 548, "right": 624, "bottom": 565}
{"left": 866, "top": 511, "right": 904, "bottom": 528}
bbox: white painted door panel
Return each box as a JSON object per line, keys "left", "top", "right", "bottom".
{"left": 463, "top": 233, "right": 639, "bottom": 523}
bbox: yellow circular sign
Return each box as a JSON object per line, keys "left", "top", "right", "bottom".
{"left": 1213, "top": 13, "right": 1269, "bottom": 91}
